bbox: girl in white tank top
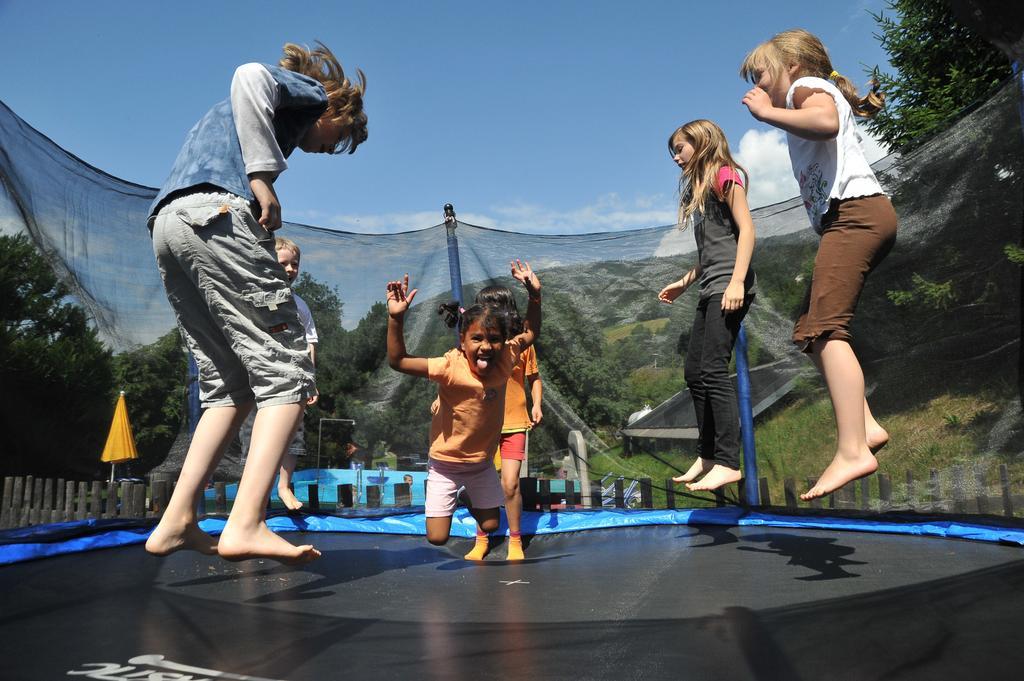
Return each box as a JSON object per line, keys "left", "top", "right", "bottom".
{"left": 740, "top": 29, "right": 898, "bottom": 503}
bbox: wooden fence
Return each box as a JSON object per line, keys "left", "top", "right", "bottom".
{"left": 517, "top": 463, "right": 1019, "bottom": 517}
{"left": 0, "top": 476, "right": 152, "bottom": 529}
{"left": 0, "top": 477, "right": 413, "bottom": 530}
{"left": 1, "top": 463, "right": 1019, "bottom": 531}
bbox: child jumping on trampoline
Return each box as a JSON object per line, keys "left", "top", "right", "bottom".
{"left": 475, "top": 285, "right": 543, "bottom": 561}
{"left": 658, "top": 120, "right": 756, "bottom": 493}
{"left": 238, "top": 236, "right": 320, "bottom": 512}
{"left": 386, "top": 262, "right": 541, "bottom": 555}
{"left": 741, "top": 29, "right": 896, "bottom": 500}
{"left": 145, "top": 41, "right": 368, "bottom": 563}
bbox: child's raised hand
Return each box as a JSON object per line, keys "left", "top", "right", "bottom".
{"left": 386, "top": 274, "right": 418, "bottom": 318}
{"left": 511, "top": 259, "right": 541, "bottom": 296}
{"left": 742, "top": 87, "right": 773, "bottom": 122}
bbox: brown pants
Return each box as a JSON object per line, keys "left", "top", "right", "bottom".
{"left": 793, "top": 194, "right": 897, "bottom": 351}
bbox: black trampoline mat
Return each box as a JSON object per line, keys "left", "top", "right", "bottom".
{"left": 2, "top": 525, "right": 1023, "bottom": 681}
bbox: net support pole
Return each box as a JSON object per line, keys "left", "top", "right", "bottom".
{"left": 568, "top": 430, "right": 591, "bottom": 508}
{"left": 443, "top": 203, "right": 465, "bottom": 315}
{"left": 1009, "top": 60, "right": 1024, "bottom": 410}
{"left": 735, "top": 322, "right": 759, "bottom": 505}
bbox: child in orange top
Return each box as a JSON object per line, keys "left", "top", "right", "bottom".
{"left": 476, "top": 286, "right": 542, "bottom": 561}
{"left": 386, "top": 261, "right": 541, "bottom": 553}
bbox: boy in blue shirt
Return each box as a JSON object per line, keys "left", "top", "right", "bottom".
{"left": 145, "top": 42, "right": 367, "bottom": 564}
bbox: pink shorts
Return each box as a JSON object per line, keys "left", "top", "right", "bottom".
{"left": 500, "top": 431, "right": 527, "bottom": 461}
{"left": 425, "top": 458, "right": 505, "bottom": 517}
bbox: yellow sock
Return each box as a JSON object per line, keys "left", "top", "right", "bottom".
{"left": 464, "top": 533, "right": 489, "bottom": 560}
{"left": 506, "top": 534, "right": 524, "bottom": 561}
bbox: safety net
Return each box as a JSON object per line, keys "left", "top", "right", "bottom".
{"left": 0, "top": 76, "right": 1021, "bottom": 518}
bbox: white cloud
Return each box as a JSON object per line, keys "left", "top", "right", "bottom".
{"left": 734, "top": 128, "right": 800, "bottom": 209}
{"left": 735, "top": 125, "right": 892, "bottom": 209}
{"left": 653, "top": 225, "right": 695, "bottom": 258}
{"left": 297, "top": 193, "right": 678, "bottom": 234}
{"left": 0, "top": 217, "right": 27, "bottom": 237}
{"left": 485, "top": 194, "right": 676, "bottom": 233}
{"left": 288, "top": 209, "right": 444, "bottom": 233}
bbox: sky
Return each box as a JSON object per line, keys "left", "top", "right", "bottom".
{"left": 0, "top": 0, "right": 895, "bottom": 234}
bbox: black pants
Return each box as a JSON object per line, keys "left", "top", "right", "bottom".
{"left": 684, "top": 294, "right": 751, "bottom": 471}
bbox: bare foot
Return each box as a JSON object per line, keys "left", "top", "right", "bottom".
{"left": 686, "top": 465, "right": 742, "bottom": 492}
{"left": 278, "top": 486, "right": 304, "bottom": 511}
{"left": 217, "top": 521, "right": 320, "bottom": 564}
{"left": 672, "top": 457, "right": 713, "bottom": 484}
{"left": 867, "top": 425, "right": 889, "bottom": 453}
{"left": 800, "top": 449, "right": 878, "bottom": 501}
{"left": 145, "top": 519, "right": 218, "bottom": 557}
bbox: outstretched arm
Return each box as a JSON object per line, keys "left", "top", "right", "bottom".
{"left": 511, "top": 260, "right": 541, "bottom": 348}
{"left": 659, "top": 266, "right": 701, "bottom": 304}
{"left": 386, "top": 274, "right": 429, "bottom": 377}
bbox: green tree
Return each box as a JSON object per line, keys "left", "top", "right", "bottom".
{"left": 1005, "top": 243, "right": 1024, "bottom": 266}
{"left": 607, "top": 325, "right": 657, "bottom": 374}
{"left": 866, "top": 0, "right": 1012, "bottom": 150}
{"left": 0, "top": 234, "right": 114, "bottom": 477}
{"left": 294, "top": 273, "right": 393, "bottom": 461}
{"left": 536, "top": 292, "right": 628, "bottom": 428}
{"left": 625, "top": 366, "right": 685, "bottom": 410}
{"left": 886, "top": 272, "right": 956, "bottom": 310}
{"left": 111, "top": 328, "right": 187, "bottom": 474}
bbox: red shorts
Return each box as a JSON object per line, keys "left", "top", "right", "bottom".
{"left": 499, "top": 431, "right": 527, "bottom": 461}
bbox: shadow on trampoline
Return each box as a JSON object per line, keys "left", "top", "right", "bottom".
{"left": 682, "top": 525, "right": 866, "bottom": 580}
{"left": 677, "top": 524, "right": 741, "bottom": 547}
{"left": 736, "top": 532, "right": 867, "bottom": 581}
{"left": 166, "top": 545, "right": 448, "bottom": 592}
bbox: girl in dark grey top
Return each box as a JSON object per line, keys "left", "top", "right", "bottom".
{"left": 658, "top": 119, "right": 756, "bottom": 493}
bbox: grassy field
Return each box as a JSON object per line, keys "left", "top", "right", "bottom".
{"left": 753, "top": 388, "right": 1021, "bottom": 507}
{"left": 603, "top": 317, "right": 671, "bottom": 343}
{"left": 581, "top": 383, "right": 1021, "bottom": 511}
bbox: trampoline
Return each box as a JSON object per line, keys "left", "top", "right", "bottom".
{"left": 2, "top": 18, "right": 1023, "bottom": 681}
{"left": 3, "top": 510, "right": 1024, "bottom": 681}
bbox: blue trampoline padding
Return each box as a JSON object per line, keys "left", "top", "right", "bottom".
{"left": 259, "top": 507, "right": 1024, "bottom": 546}
{"left": 2, "top": 507, "right": 1022, "bottom": 566}
{"left": 0, "top": 518, "right": 153, "bottom": 565}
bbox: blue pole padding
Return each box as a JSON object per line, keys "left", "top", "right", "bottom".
{"left": 735, "top": 322, "right": 758, "bottom": 504}
{"left": 443, "top": 204, "right": 465, "bottom": 345}
{"left": 445, "top": 228, "right": 464, "bottom": 308}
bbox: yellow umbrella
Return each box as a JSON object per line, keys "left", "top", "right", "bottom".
{"left": 101, "top": 391, "right": 139, "bottom": 483}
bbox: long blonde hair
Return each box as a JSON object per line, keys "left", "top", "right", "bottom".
{"left": 280, "top": 41, "right": 368, "bottom": 153}
{"left": 668, "top": 120, "right": 747, "bottom": 226}
{"left": 740, "top": 29, "right": 883, "bottom": 118}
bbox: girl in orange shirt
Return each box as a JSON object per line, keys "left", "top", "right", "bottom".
{"left": 386, "top": 262, "right": 541, "bottom": 553}
{"left": 476, "top": 286, "right": 543, "bottom": 561}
